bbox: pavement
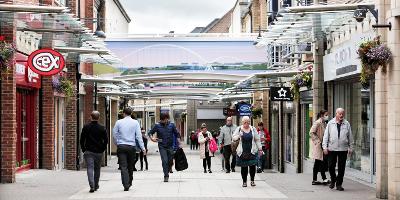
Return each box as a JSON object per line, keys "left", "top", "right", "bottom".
{"left": 0, "top": 143, "right": 378, "bottom": 200}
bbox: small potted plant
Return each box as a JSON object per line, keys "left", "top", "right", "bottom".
{"left": 0, "top": 38, "right": 15, "bottom": 73}
{"left": 290, "top": 68, "right": 313, "bottom": 99}
{"left": 358, "top": 36, "right": 392, "bottom": 88}
{"left": 52, "top": 75, "right": 75, "bottom": 98}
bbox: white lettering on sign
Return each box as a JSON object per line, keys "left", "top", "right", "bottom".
{"left": 32, "top": 52, "right": 60, "bottom": 72}
{"left": 16, "top": 63, "right": 25, "bottom": 74}
{"left": 27, "top": 67, "right": 39, "bottom": 83}
{"left": 335, "top": 47, "right": 352, "bottom": 66}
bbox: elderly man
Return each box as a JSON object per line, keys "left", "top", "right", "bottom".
{"left": 322, "top": 108, "right": 353, "bottom": 191}
{"left": 218, "top": 117, "right": 238, "bottom": 173}
{"left": 80, "top": 111, "right": 108, "bottom": 193}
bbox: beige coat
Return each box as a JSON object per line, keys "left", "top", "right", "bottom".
{"left": 309, "top": 118, "right": 326, "bottom": 160}
{"left": 198, "top": 131, "right": 213, "bottom": 159}
{"left": 232, "top": 125, "right": 262, "bottom": 157}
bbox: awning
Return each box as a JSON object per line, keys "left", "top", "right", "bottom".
{"left": 0, "top": 3, "right": 120, "bottom": 65}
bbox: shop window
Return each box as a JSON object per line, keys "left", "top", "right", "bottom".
{"left": 334, "top": 81, "right": 372, "bottom": 174}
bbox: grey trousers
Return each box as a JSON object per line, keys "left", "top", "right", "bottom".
{"left": 84, "top": 151, "right": 103, "bottom": 189}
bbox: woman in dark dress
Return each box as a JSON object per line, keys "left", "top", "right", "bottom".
{"left": 232, "top": 116, "right": 263, "bottom": 187}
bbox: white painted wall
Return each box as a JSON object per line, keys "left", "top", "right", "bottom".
{"left": 197, "top": 109, "right": 225, "bottom": 119}
{"left": 229, "top": 1, "right": 242, "bottom": 34}
{"left": 105, "top": 0, "right": 130, "bottom": 34}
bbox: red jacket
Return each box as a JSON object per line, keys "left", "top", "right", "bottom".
{"left": 256, "top": 128, "right": 271, "bottom": 149}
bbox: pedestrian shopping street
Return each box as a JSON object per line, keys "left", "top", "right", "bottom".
{"left": 2, "top": 0, "right": 400, "bottom": 199}
{"left": 0, "top": 143, "right": 375, "bottom": 200}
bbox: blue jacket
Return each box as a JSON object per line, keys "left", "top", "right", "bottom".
{"left": 148, "top": 121, "right": 180, "bottom": 148}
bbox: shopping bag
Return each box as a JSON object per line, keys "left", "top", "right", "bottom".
{"left": 209, "top": 138, "right": 218, "bottom": 153}
{"left": 174, "top": 148, "right": 188, "bottom": 171}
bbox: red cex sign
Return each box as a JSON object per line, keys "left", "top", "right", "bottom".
{"left": 27, "top": 49, "right": 65, "bottom": 76}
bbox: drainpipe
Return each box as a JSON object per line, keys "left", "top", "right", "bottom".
{"left": 76, "top": 63, "right": 81, "bottom": 171}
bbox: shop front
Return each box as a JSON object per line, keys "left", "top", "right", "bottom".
{"left": 323, "top": 32, "right": 375, "bottom": 183}
{"left": 15, "top": 53, "right": 41, "bottom": 172}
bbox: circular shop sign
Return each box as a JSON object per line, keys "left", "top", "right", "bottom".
{"left": 27, "top": 49, "right": 65, "bottom": 76}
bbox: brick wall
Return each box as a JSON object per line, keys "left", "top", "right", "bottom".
{"left": 207, "top": 9, "right": 233, "bottom": 33}
{"left": 83, "top": 63, "right": 94, "bottom": 124}
{"left": 41, "top": 76, "right": 55, "bottom": 169}
{"left": 64, "top": 60, "right": 78, "bottom": 170}
{"left": 0, "top": 8, "right": 17, "bottom": 183}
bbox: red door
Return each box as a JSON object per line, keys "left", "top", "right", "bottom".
{"left": 16, "top": 89, "right": 37, "bottom": 171}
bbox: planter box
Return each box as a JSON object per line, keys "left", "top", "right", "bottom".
{"left": 299, "top": 86, "right": 309, "bottom": 92}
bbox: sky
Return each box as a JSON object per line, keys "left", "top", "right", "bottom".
{"left": 119, "top": 0, "right": 237, "bottom": 34}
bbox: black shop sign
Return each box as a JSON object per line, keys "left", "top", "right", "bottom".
{"left": 270, "top": 87, "right": 293, "bottom": 101}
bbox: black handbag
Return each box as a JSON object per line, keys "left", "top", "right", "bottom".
{"left": 240, "top": 152, "right": 256, "bottom": 161}
{"left": 174, "top": 148, "right": 188, "bottom": 171}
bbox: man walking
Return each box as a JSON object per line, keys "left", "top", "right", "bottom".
{"left": 322, "top": 108, "right": 353, "bottom": 191}
{"left": 113, "top": 108, "right": 145, "bottom": 191}
{"left": 218, "top": 117, "right": 238, "bottom": 173}
{"left": 148, "top": 113, "right": 180, "bottom": 182}
{"left": 80, "top": 111, "right": 108, "bottom": 193}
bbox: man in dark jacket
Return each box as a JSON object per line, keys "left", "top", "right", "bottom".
{"left": 80, "top": 111, "right": 108, "bottom": 193}
{"left": 148, "top": 113, "right": 180, "bottom": 182}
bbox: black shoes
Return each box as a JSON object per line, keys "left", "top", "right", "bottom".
{"left": 250, "top": 181, "right": 256, "bottom": 187}
{"left": 226, "top": 170, "right": 230, "bottom": 173}
{"left": 329, "top": 182, "right": 335, "bottom": 189}
{"left": 95, "top": 185, "right": 99, "bottom": 191}
{"left": 242, "top": 182, "right": 247, "bottom": 187}
{"left": 204, "top": 169, "right": 207, "bottom": 173}
{"left": 164, "top": 177, "right": 169, "bottom": 182}
{"left": 312, "top": 180, "right": 321, "bottom": 185}
{"left": 257, "top": 168, "right": 263, "bottom": 173}
{"left": 89, "top": 188, "right": 95, "bottom": 193}
{"left": 231, "top": 168, "right": 235, "bottom": 172}
{"left": 124, "top": 187, "right": 129, "bottom": 191}
{"left": 208, "top": 169, "right": 212, "bottom": 173}
{"left": 336, "top": 185, "right": 344, "bottom": 191}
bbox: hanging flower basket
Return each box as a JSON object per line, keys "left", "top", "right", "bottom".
{"left": 358, "top": 36, "right": 392, "bottom": 87}
{"left": 251, "top": 107, "right": 262, "bottom": 119}
{"left": 52, "top": 75, "right": 75, "bottom": 98}
{"left": 0, "top": 40, "right": 15, "bottom": 73}
{"left": 290, "top": 69, "right": 313, "bottom": 99}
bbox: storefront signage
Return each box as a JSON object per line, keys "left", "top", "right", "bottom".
{"left": 323, "top": 32, "right": 374, "bottom": 81}
{"left": 270, "top": 87, "right": 293, "bottom": 101}
{"left": 236, "top": 103, "right": 252, "bottom": 116}
{"left": 15, "top": 53, "right": 41, "bottom": 88}
{"left": 223, "top": 108, "right": 237, "bottom": 116}
{"left": 27, "top": 49, "right": 65, "bottom": 76}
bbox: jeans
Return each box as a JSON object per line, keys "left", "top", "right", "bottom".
{"left": 257, "top": 147, "right": 268, "bottom": 170}
{"left": 313, "top": 159, "right": 327, "bottom": 181}
{"left": 84, "top": 151, "right": 103, "bottom": 189}
{"left": 203, "top": 151, "right": 211, "bottom": 170}
{"left": 159, "top": 145, "right": 174, "bottom": 177}
{"left": 117, "top": 145, "right": 136, "bottom": 188}
{"left": 241, "top": 165, "right": 256, "bottom": 183}
{"left": 222, "top": 145, "right": 236, "bottom": 172}
{"left": 139, "top": 151, "right": 148, "bottom": 170}
{"left": 328, "top": 151, "right": 347, "bottom": 186}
